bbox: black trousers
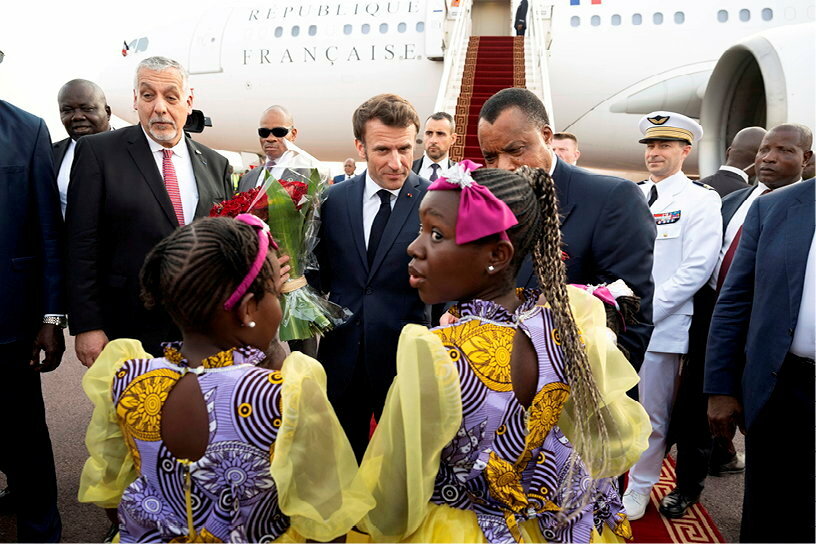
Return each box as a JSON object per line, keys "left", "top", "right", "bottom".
{"left": 741, "top": 354, "right": 815, "bottom": 543}
{"left": 0, "top": 341, "right": 62, "bottom": 542}
{"left": 330, "top": 355, "right": 385, "bottom": 463}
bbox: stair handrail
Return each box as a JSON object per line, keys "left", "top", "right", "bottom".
{"left": 525, "top": 0, "right": 556, "bottom": 127}
{"left": 433, "top": 0, "right": 474, "bottom": 114}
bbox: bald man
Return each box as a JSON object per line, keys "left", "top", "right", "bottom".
{"left": 238, "top": 105, "right": 298, "bottom": 193}
{"left": 333, "top": 157, "right": 357, "bottom": 183}
{"left": 699, "top": 126, "right": 766, "bottom": 197}
{"left": 53, "top": 79, "right": 111, "bottom": 217}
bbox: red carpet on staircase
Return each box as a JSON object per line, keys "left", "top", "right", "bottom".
{"left": 630, "top": 456, "right": 725, "bottom": 543}
{"left": 451, "top": 36, "right": 525, "bottom": 163}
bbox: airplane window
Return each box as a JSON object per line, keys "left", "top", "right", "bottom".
{"left": 611, "top": 14, "right": 621, "bottom": 25}
{"left": 380, "top": 23, "right": 388, "bottom": 33}
{"left": 653, "top": 12, "right": 664, "bottom": 24}
{"left": 362, "top": 23, "right": 370, "bottom": 34}
{"left": 292, "top": 25, "right": 300, "bottom": 37}
{"left": 674, "top": 11, "right": 685, "bottom": 24}
{"left": 739, "top": 9, "right": 751, "bottom": 21}
{"left": 717, "top": 10, "right": 728, "bottom": 22}
{"left": 632, "top": 13, "right": 642, "bottom": 25}
{"left": 343, "top": 24, "right": 352, "bottom": 35}
{"left": 761, "top": 8, "right": 773, "bottom": 20}
{"left": 591, "top": 15, "right": 600, "bottom": 26}
{"left": 274, "top": 26, "right": 283, "bottom": 38}
{"left": 398, "top": 22, "right": 407, "bottom": 33}
{"left": 416, "top": 21, "right": 425, "bottom": 32}
{"left": 570, "top": 16, "right": 580, "bottom": 27}
{"left": 308, "top": 25, "right": 317, "bottom": 36}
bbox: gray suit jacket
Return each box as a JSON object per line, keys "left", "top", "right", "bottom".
{"left": 237, "top": 166, "right": 263, "bottom": 193}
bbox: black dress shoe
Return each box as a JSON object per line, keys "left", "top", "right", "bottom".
{"left": 659, "top": 488, "right": 700, "bottom": 519}
{"left": 0, "top": 487, "right": 15, "bottom": 513}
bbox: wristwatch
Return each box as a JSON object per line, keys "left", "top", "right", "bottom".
{"left": 43, "top": 315, "right": 68, "bottom": 328}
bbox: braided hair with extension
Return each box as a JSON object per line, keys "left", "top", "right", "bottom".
{"left": 140, "top": 217, "right": 277, "bottom": 333}
{"left": 471, "top": 166, "right": 616, "bottom": 521}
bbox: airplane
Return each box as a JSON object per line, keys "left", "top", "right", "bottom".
{"left": 100, "top": 0, "right": 816, "bottom": 176}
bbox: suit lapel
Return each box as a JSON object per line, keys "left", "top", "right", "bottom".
{"left": 187, "top": 138, "right": 218, "bottom": 218}
{"left": 552, "top": 159, "right": 575, "bottom": 225}
{"left": 369, "top": 175, "right": 420, "bottom": 278}
{"left": 345, "top": 175, "right": 368, "bottom": 270}
{"left": 53, "top": 139, "right": 69, "bottom": 169}
{"left": 785, "top": 188, "right": 815, "bottom": 323}
{"left": 127, "top": 127, "right": 177, "bottom": 227}
{"left": 722, "top": 187, "right": 753, "bottom": 232}
{"left": 651, "top": 176, "right": 685, "bottom": 213}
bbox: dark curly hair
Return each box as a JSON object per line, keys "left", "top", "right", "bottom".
{"left": 140, "top": 217, "right": 277, "bottom": 332}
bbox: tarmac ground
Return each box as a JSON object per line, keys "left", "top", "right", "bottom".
{"left": 0, "top": 332, "right": 746, "bottom": 542}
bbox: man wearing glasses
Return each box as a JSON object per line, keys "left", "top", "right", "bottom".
{"left": 238, "top": 105, "right": 298, "bottom": 192}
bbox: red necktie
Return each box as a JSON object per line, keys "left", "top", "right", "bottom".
{"left": 162, "top": 149, "right": 185, "bottom": 226}
{"left": 717, "top": 188, "right": 771, "bottom": 290}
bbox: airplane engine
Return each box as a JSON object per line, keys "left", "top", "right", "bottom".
{"left": 699, "top": 22, "right": 816, "bottom": 176}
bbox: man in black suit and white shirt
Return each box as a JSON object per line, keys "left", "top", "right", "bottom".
{"left": 52, "top": 79, "right": 111, "bottom": 217}
{"left": 333, "top": 157, "right": 357, "bottom": 183}
{"left": 698, "top": 126, "right": 766, "bottom": 197}
{"left": 412, "top": 111, "right": 456, "bottom": 180}
{"left": 67, "top": 56, "right": 232, "bottom": 366}
{"left": 237, "top": 105, "right": 298, "bottom": 193}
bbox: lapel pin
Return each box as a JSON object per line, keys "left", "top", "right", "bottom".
{"left": 407, "top": 192, "right": 413, "bottom": 198}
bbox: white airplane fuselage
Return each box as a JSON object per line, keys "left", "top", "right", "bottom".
{"left": 103, "top": 0, "right": 816, "bottom": 175}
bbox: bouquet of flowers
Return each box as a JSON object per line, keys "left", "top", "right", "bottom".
{"left": 210, "top": 142, "right": 351, "bottom": 340}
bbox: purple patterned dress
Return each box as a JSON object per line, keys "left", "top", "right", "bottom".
{"left": 429, "top": 291, "right": 631, "bottom": 543}
{"left": 112, "top": 343, "right": 289, "bottom": 543}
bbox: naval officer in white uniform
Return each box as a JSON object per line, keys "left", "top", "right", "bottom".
{"left": 623, "top": 111, "right": 722, "bottom": 520}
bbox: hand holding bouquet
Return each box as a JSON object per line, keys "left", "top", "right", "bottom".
{"left": 211, "top": 142, "right": 351, "bottom": 340}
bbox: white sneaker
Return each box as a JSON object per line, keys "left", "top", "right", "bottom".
{"left": 623, "top": 489, "right": 651, "bottom": 521}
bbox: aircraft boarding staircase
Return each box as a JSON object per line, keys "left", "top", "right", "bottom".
{"left": 435, "top": 0, "right": 556, "bottom": 162}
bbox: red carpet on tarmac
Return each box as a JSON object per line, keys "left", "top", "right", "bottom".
{"left": 630, "top": 456, "right": 725, "bottom": 543}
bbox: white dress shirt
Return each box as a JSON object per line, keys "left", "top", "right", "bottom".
{"left": 362, "top": 172, "right": 400, "bottom": 247}
{"left": 143, "top": 128, "right": 199, "bottom": 225}
{"left": 708, "top": 180, "right": 803, "bottom": 289}
{"left": 719, "top": 164, "right": 749, "bottom": 183}
{"left": 56, "top": 139, "right": 76, "bottom": 218}
{"left": 418, "top": 154, "right": 450, "bottom": 180}
{"left": 791, "top": 196, "right": 816, "bottom": 359}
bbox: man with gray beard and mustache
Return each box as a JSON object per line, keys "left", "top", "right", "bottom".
{"left": 66, "top": 56, "right": 233, "bottom": 364}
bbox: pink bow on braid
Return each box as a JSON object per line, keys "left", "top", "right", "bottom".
{"left": 428, "top": 159, "right": 518, "bottom": 244}
{"left": 223, "top": 214, "right": 279, "bottom": 311}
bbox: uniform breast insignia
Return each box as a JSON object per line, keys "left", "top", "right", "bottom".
{"left": 654, "top": 211, "right": 681, "bottom": 225}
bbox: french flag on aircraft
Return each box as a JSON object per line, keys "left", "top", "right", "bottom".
{"left": 570, "top": 0, "right": 602, "bottom": 4}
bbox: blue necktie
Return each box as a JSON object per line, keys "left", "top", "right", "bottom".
{"left": 430, "top": 163, "right": 440, "bottom": 182}
{"left": 368, "top": 190, "right": 392, "bottom": 266}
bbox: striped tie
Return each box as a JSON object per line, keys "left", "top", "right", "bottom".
{"left": 162, "top": 149, "right": 185, "bottom": 226}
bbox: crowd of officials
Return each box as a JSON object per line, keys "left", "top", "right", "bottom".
{"left": 0, "top": 54, "right": 813, "bottom": 544}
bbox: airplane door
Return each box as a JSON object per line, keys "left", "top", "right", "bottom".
{"left": 188, "top": 9, "right": 231, "bottom": 74}
{"left": 472, "top": 0, "right": 511, "bottom": 36}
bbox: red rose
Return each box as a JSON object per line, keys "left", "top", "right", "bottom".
{"left": 279, "top": 180, "right": 309, "bottom": 210}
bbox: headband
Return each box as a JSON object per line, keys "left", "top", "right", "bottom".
{"left": 223, "top": 214, "right": 279, "bottom": 311}
{"left": 428, "top": 159, "right": 518, "bottom": 244}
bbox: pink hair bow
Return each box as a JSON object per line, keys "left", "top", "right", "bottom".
{"left": 428, "top": 159, "right": 518, "bottom": 244}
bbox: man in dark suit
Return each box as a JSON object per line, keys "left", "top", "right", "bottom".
{"left": 477, "top": 88, "right": 656, "bottom": 371}
{"left": 52, "top": 79, "right": 111, "bottom": 217}
{"left": 412, "top": 111, "right": 456, "bottom": 181}
{"left": 705, "top": 124, "right": 813, "bottom": 542}
{"left": 333, "top": 157, "right": 357, "bottom": 183}
{"left": 67, "top": 56, "right": 232, "bottom": 365}
{"left": 662, "top": 124, "right": 810, "bottom": 518}
{"left": 237, "top": 105, "right": 297, "bottom": 193}
{"left": 314, "top": 94, "right": 431, "bottom": 459}
{"left": 0, "top": 100, "right": 64, "bottom": 542}
{"left": 698, "top": 126, "right": 765, "bottom": 197}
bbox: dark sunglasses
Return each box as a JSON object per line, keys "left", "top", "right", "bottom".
{"left": 257, "top": 126, "right": 292, "bottom": 138}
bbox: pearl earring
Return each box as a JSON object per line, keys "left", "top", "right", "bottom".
{"left": 487, "top": 265, "right": 495, "bottom": 272}
{"left": 247, "top": 321, "right": 256, "bottom": 328}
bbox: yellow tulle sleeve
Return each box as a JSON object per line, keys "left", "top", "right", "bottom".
{"left": 270, "top": 352, "right": 375, "bottom": 542}
{"left": 78, "top": 339, "right": 151, "bottom": 508}
{"left": 356, "top": 324, "right": 463, "bottom": 542}
{"left": 557, "top": 286, "right": 651, "bottom": 478}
